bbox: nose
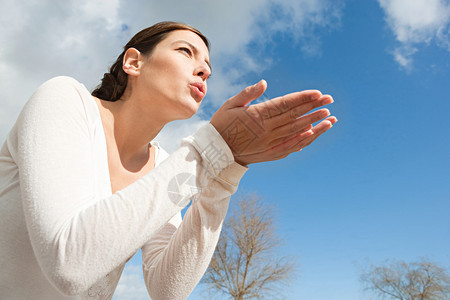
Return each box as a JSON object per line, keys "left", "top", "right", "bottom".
{"left": 195, "top": 61, "right": 211, "bottom": 82}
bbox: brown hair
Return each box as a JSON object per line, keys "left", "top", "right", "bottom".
{"left": 92, "top": 21, "right": 209, "bottom": 101}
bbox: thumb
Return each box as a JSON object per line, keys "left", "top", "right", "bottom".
{"left": 226, "top": 79, "right": 267, "bottom": 108}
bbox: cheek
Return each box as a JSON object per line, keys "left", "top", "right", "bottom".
{"left": 158, "top": 62, "right": 185, "bottom": 85}
{"left": 141, "top": 56, "right": 189, "bottom": 98}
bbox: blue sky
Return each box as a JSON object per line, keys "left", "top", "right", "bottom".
{"left": 238, "top": 1, "right": 450, "bottom": 299}
{"left": 1, "top": 0, "right": 449, "bottom": 299}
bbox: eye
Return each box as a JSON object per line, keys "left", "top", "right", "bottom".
{"left": 178, "top": 47, "right": 192, "bottom": 57}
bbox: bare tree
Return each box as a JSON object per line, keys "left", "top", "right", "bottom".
{"left": 202, "top": 194, "right": 295, "bottom": 300}
{"left": 361, "top": 259, "right": 450, "bottom": 300}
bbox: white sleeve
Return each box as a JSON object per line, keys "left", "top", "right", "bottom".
{"left": 13, "top": 77, "right": 247, "bottom": 296}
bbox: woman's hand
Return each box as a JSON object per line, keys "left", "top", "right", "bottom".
{"left": 210, "top": 80, "right": 337, "bottom": 166}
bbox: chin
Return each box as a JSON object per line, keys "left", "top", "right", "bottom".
{"left": 164, "top": 94, "right": 201, "bottom": 121}
{"left": 171, "top": 105, "right": 199, "bottom": 121}
{"left": 181, "top": 99, "right": 201, "bottom": 118}
{"left": 180, "top": 109, "right": 198, "bottom": 120}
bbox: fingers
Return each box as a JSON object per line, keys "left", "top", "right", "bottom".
{"left": 270, "top": 108, "right": 330, "bottom": 142}
{"left": 259, "top": 89, "right": 323, "bottom": 117}
{"left": 268, "top": 126, "right": 314, "bottom": 148}
{"left": 265, "top": 95, "right": 333, "bottom": 129}
{"left": 294, "top": 117, "right": 337, "bottom": 150}
{"left": 325, "top": 116, "right": 338, "bottom": 125}
{"left": 251, "top": 89, "right": 327, "bottom": 122}
{"left": 225, "top": 80, "right": 267, "bottom": 108}
{"left": 220, "top": 83, "right": 338, "bottom": 165}
{"left": 249, "top": 116, "right": 337, "bottom": 163}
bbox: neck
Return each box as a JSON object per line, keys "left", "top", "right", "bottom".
{"left": 96, "top": 96, "right": 166, "bottom": 168}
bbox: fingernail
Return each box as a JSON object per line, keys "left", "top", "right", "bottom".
{"left": 319, "top": 109, "right": 330, "bottom": 117}
{"left": 253, "top": 79, "right": 263, "bottom": 87}
{"left": 322, "top": 96, "right": 333, "bottom": 104}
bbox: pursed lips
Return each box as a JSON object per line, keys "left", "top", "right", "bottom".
{"left": 189, "top": 82, "right": 206, "bottom": 100}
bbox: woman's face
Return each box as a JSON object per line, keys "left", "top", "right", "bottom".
{"left": 136, "top": 30, "right": 211, "bottom": 121}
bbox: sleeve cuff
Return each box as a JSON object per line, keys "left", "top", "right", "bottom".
{"left": 182, "top": 123, "right": 248, "bottom": 179}
{"left": 216, "top": 162, "right": 248, "bottom": 187}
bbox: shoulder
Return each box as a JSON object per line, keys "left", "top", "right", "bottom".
{"left": 41, "top": 75, "right": 83, "bottom": 87}
{"left": 16, "top": 76, "right": 97, "bottom": 135}
{"left": 23, "top": 76, "right": 92, "bottom": 116}
{"left": 32, "top": 76, "right": 86, "bottom": 100}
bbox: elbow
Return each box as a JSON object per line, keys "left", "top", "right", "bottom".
{"left": 145, "top": 268, "right": 196, "bottom": 300}
{"left": 147, "top": 281, "right": 196, "bottom": 300}
{"left": 148, "top": 287, "right": 176, "bottom": 300}
{"left": 145, "top": 268, "right": 173, "bottom": 300}
{"left": 37, "top": 229, "right": 97, "bottom": 295}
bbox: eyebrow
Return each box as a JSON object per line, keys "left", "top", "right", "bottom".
{"left": 173, "top": 40, "right": 212, "bottom": 72}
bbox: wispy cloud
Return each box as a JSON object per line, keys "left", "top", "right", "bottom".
{"left": 378, "top": 0, "right": 450, "bottom": 70}
{"left": 0, "top": 0, "right": 127, "bottom": 139}
{"left": 155, "top": 117, "right": 209, "bottom": 154}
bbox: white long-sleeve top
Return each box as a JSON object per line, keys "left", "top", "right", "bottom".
{"left": 0, "top": 76, "right": 247, "bottom": 299}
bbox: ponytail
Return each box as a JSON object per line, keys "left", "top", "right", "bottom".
{"left": 92, "top": 52, "right": 128, "bottom": 101}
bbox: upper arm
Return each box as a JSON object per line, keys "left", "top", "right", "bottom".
{"left": 16, "top": 76, "right": 97, "bottom": 261}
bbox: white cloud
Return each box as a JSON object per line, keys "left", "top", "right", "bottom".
{"left": 0, "top": 0, "right": 127, "bottom": 139}
{"left": 378, "top": 0, "right": 450, "bottom": 69}
{"left": 392, "top": 46, "right": 418, "bottom": 70}
{"left": 155, "top": 117, "right": 209, "bottom": 154}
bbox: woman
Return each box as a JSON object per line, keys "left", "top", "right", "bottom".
{"left": 0, "top": 22, "right": 336, "bottom": 299}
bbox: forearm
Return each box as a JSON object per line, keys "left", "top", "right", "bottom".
{"left": 142, "top": 163, "right": 246, "bottom": 300}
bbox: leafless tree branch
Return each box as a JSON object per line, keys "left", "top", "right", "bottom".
{"left": 361, "top": 259, "right": 450, "bottom": 300}
{"left": 202, "top": 194, "right": 296, "bottom": 299}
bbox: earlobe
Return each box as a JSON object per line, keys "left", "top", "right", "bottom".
{"left": 123, "top": 47, "right": 142, "bottom": 76}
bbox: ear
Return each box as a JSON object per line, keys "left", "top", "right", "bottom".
{"left": 122, "top": 48, "right": 143, "bottom": 76}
